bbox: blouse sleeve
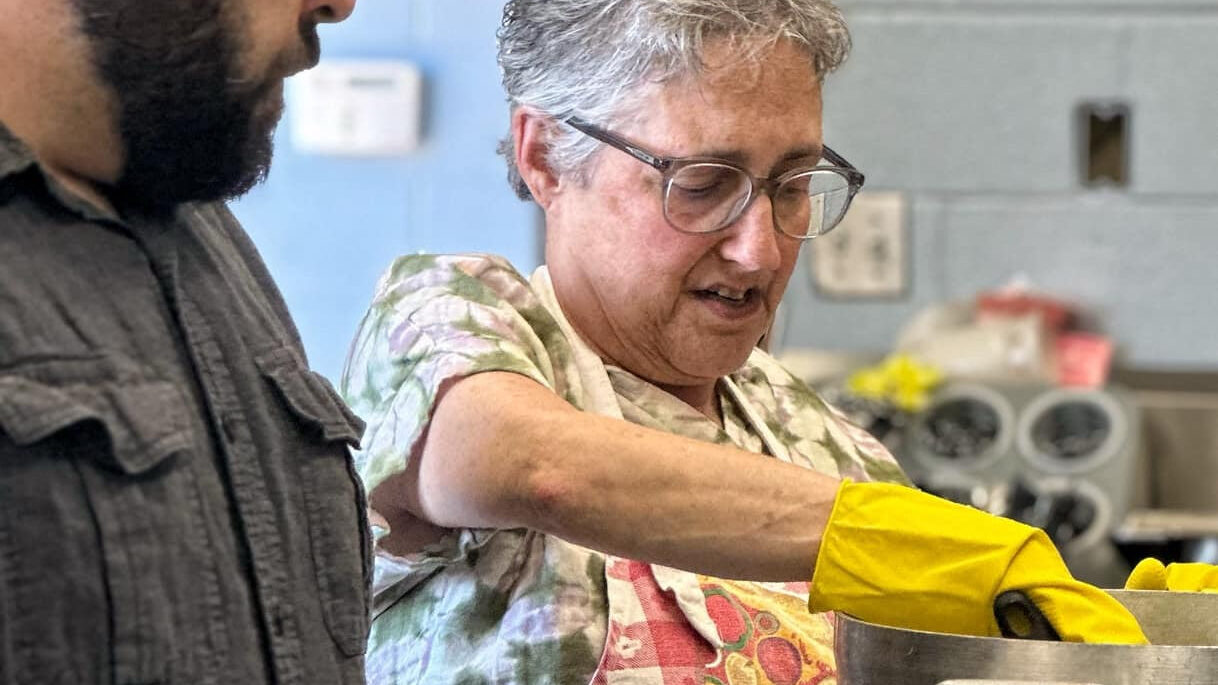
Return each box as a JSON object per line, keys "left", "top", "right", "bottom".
{"left": 341, "top": 253, "right": 568, "bottom": 500}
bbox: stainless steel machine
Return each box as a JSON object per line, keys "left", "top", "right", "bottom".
{"left": 898, "top": 381, "right": 1139, "bottom": 587}
{"left": 834, "top": 590, "right": 1218, "bottom": 685}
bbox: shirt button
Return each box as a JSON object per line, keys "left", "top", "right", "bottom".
{"left": 220, "top": 412, "right": 241, "bottom": 444}
{"left": 271, "top": 606, "right": 287, "bottom": 638}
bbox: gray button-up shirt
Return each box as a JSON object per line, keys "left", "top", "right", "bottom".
{"left": 0, "top": 122, "right": 371, "bottom": 684}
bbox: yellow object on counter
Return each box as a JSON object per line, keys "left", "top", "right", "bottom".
{"left": 1126, "top": 558, "right": 1218, "bottom": 593}
{"left": 808, "top": 480, "right": 1149, "bottom": 644}
{"left": 846, "top": 354, "right": 942, "bottom": 412}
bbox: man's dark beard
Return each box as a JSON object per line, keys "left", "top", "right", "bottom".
{"left": 73, "top": 0, "right": 280, "bottom": 212}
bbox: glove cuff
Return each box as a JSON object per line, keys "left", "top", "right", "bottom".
{"left": 808, "top": 478, "right": 852, "bottom": 595}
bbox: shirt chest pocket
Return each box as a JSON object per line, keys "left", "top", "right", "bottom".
{"left": 0, "top": 356, "right": 216, "bottom": 685}
{"left": 255, "top": 349, "right": 371, "bottom": 658}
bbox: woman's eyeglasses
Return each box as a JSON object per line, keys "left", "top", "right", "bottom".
{"left": 565, "top": 117, "right": 864, "bottom": 240}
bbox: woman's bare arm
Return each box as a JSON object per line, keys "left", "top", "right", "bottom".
{"left": 371, "top": 371, "right": 843, "bottom": 581}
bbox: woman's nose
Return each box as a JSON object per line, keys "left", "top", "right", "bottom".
{"left": 719, "top": 194, "right": 783, "bottom": 272}
{"left": 303, "top": 0, "right": 356, "bottom": 24}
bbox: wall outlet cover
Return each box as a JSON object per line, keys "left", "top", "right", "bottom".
{"left": 811, "top": 190, "right": 908, "bottom": 298}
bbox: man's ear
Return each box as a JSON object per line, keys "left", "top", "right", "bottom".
{"left": 512, "top": 107, "right": 562, "bottom": 209}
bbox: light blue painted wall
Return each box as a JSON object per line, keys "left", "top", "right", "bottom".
{"left": 233, "top": 1, "right": 540, "bottom": 382}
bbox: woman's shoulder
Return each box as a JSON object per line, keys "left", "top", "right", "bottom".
{"left": 357, "top": 253, "right": 561, "bottom": 348}
{"left": 737, "top": 349, "right": 912, "bottom": 485}
{"left": 341, "top": 253, "right": 564, "bottom": 419}
{"left": 737, "top": 348, "right": 830, "bottom": 407}
{"left": 368, "top": 253, "right": 533, "bottom": 309}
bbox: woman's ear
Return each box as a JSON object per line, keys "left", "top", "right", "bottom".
{"left": 512, "top": 107, "right": 562, "bottom": 209}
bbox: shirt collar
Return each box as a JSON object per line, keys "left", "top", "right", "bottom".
{"left": 0, "top": 118, "right": 38, "bottom": 182}
{"left": 0, "top": 117, "right": 124, "bottom": 223}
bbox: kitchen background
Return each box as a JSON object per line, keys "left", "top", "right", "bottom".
{"left": 235, "top": 0, "right": 1218, "bottom": 382}
{"left": 233, "top": 0, "right": 1218, "bottom": 579}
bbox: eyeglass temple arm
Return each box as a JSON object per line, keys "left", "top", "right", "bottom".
{"left": 822, "top": 144, "right": 865, "bottom": 190}
{"left": 565, "top": 117, "right": 671, "bottom": 172}
{"left": 821, "top": 145, "right": 852, "bottom": 169}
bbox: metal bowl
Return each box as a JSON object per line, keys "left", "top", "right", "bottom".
{"left": 834, "top": 590, "right": 1218, "bottom": 685}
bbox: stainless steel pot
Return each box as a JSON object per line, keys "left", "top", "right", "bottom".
{"left": 834, "top": 590, "right": 1218, "bottom": 684}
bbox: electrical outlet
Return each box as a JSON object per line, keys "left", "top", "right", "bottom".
{"left": 811, "top": 190, "right": 907, "bottom": 297}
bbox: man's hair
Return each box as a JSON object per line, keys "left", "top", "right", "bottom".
{"left": 496, "top": 0, "right": 851, "bottom": 200}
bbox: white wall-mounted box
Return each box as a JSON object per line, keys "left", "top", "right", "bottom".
{"left": 289, "top": 59, "right": 423, "bottom": 156}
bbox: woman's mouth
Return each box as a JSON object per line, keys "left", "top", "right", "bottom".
{"left": 697, "top": 286, "right": 751, "bottom": 303}
{"left": 692, "top": 286, "right": 764, "bottom": 318}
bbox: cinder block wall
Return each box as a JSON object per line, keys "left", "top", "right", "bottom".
{"left": 781, "top": 0, "right": 1218, "bottom": 369}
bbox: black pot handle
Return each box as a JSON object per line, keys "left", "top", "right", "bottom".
{"left": 994, "top": 590, "right": 1062, "bottom": 641}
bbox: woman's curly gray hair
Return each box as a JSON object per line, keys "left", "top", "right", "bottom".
{"left": 496, "top": 0, "right": 851, "bottom": 200}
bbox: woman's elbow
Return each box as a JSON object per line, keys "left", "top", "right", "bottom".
{"left": 519, "top": 464, "right": 582, "bottom": 531}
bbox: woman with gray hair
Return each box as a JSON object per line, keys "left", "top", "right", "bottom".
{"left": 343, "top": 1, "right": 1147, "bottom": 682}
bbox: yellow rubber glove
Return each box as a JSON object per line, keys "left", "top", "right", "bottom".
{"left": 808, "top": 481, "right": 1147, "bottom": 644}
{"left": 1125, "top": 558, "right": 1218, "bottom": 593}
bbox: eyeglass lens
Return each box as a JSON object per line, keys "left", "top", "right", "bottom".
{"left": 663, "top": 163, "right": 852, "bottom": 238}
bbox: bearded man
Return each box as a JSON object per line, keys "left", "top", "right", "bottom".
{"left": 0, "top": 1, "right": 370, "bottom": 683}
